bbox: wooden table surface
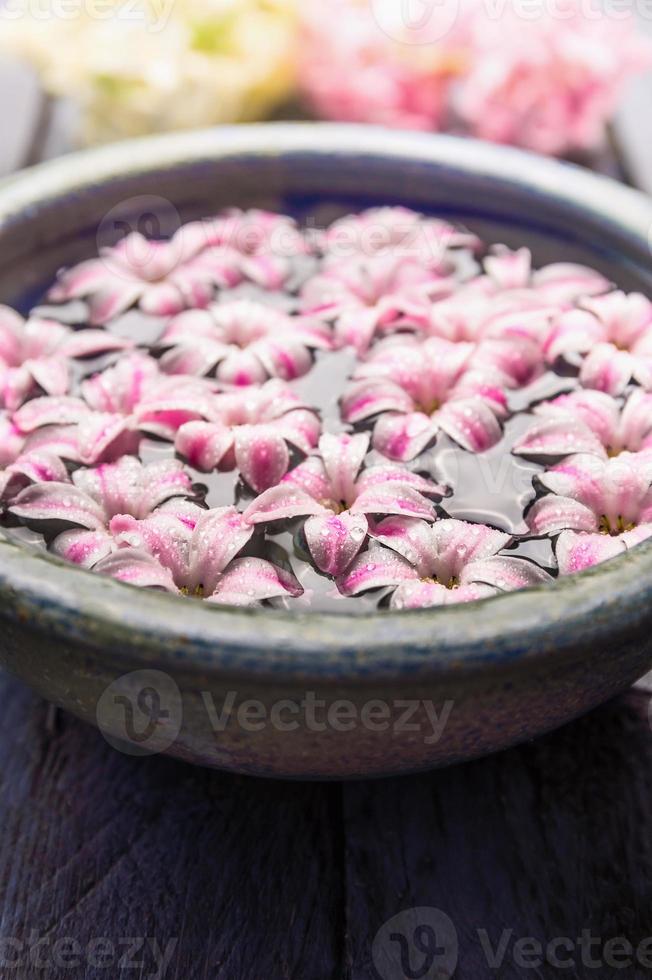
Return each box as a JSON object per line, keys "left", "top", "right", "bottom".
{"left": 2, "top": 60, "right": 652, "bottom": 980}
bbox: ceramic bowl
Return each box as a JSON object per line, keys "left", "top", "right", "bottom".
{"left": 1, "top": 124, "right": 652, "bottom": 779}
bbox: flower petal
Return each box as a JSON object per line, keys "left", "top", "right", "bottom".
{"left": 187, "top": 507, "right": 255, "bottom": 593}
{"left": 13, "top": 396, "right": 89, "bottom": 433}
{"left": 352, "top": 482, "right": 436, "bottom": 520}
{"left": 579, "top": 343, "right": 634, "bottom": 396}
{"left": 304, "top": 512, "right": 368, "bottom": 575}
{"left": 10, "top": 482, "right": 105, "bottom": 529}
{"left": 244, "top": 484, "right": 327, "bottom": 524}
{"left": 437, "top": 398, "right": 503, "bottom": 453}
{"left": 556, "top": 531, "right": 626, "bottom": 574}
{"left": 95, "top": 548, "right": 178, "bottom": 592}
{"left": 390, "top": 581, "right": 497, "bottom": 608}
{"left": 369, "top": 515, "right": 437, "bottom": 577}
{"left": 175, "top": 421, "right": 233, "bottom": 471}
{"left": 513, "top": 417, "right": 605, "bottom": 459}
{"left": 373, "top": 412, "right": 438, "bottom": 462}
{"left": 527, "top": 494, "right": 598, "bottom": 535}
{"left": 461, "top": 556, "right": 552, "bottom": 591}
{"left": 209, "top": 557, "right": 303, "bottom": 605}
{"left": 341, "top": 378, "right": 414, "bottom": 424}
{"left": 52, "top": 528, "right": 114, "bottom": 568}
{"left": 77, "top": 413, "right": 140, "bottom": 465}
{"left": 319, "top": 432, "right": 369, "bottom": 506}
{"left": 234, "top": 425, "right": 291, "bottom": 493}
{"left": 336, "top": 545, "right": 418, "bottom": 596}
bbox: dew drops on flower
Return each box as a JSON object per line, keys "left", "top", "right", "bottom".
{"left": 2, "top": 205, "right": 652, "bottom": 612}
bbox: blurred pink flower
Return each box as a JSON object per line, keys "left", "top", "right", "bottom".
{"left": 175, "top": 379, "right": 321, "bottom": 493}
{"left": 299, "top": 0, "right": 466, "bottom": 130}
{"left": 456, "top": 0, "right": 651, "bottom": 156}
{"left": 298, "top": 0, "right": 650, "bottom": 156}
{"left": 100, "top": 505, "right": 303, "bottom": 606}
{"left": 338, "top": 516, "right": 551, "bottom": 606}
{"left": 243, "top": 432, "right": 443, "bottom": 576}
{"left": 0, "top": 304, "right": 131, "bottom": 410}
{"left": 159, "top": 300, "right": 332, "bottom": 385}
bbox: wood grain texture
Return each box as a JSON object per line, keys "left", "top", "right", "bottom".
{"left": 0, "top": 671, "right": 344, "bottom": 980}
{"left": 2, "top": 671, "right": 652, "bottom": 979}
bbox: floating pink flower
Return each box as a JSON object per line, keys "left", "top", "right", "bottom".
{"left": 514, "top": 389, "right": 652, "bottom": 461}
{"left": 544, "top": 291, "right": 652, "bottom": 393}
{"left": 0, "top": 414, "right": 68, "bottom": 505}
{"left": 10, "top": 455, "right": 195, "bottom": 569}
{"left": 48, "top": 228, "right": 228, "bottom": 323}
{"left": 341, "top": 334, "right": 539, "bottom": 459}
{"left": 175, "top": 379, "right": 321, "bottom": 493}
{"left": 527, "top": 453, "right": 652, "bottom": 572}
{"left": 422, "top": 250, "right": 609, "bottom": 343}
{"left": 0, "top": 305, "right": 131, "bottom": 410}
{"left": 100, "top": 505, "right": 303, "bottom": 606}
{"left": 301, "top": 253, "right": 453, "bottom": 352}
{"left": 12, "top": 354, "right": 218, "bottom": 465}
{"left": 158, "top": 300, "right": 332, "bottom": 385}
{"left": 338, "top": 516, "right": 551, "bottom": 607}
{"left": 322, "top": 207, "right": 479, "bottom": 262}
{"left": 182, "top": 208, "right": 311, "bottom": 287}
{"left": 244, "top": 432, "right": 443, "bottom": 576}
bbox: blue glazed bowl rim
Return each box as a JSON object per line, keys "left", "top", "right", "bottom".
{"left": 1, "top": 122, "right": 652, "bottom": 680}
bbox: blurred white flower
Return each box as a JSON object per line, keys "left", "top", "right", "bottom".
{"left": 0, "top": 0, "right": 298, "bottom": 144}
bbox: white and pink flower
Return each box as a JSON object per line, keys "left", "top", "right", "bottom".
{"left": 301, "top": 253, "right": 454, "bottom": 352}
{"left": 544, "top": 291, "right": 652, "bottom": 393}
{"left": 158, "top": 300, "right": 332, "bottom": 385}
{"left": 9, "top": 455, "right": 195, "bottom": 569}
{"left": 11, "top": 354, "right": 219, "bottom": 466}
{"left": 99, "top": 504, "right": 303, "bottom": 606}
{"left": 527, "top": 452, "right": 652, "bottom": 573}
{"left": 243, "top": 432, "right": 443, "bottom": 576}
{"left": 0, "top": 304, "right": 131, "bottom": 411}
{"left": 341, "top": 334, "right": 540, "bottom": 458}
{"left": 514, "top": 389, "right": 652, "bottom": 461}
{"left": 175, "top": 379, "right": 321, "bottom": 493}
{"left": 338, "top": 516, "right": 551, "bottom": 607}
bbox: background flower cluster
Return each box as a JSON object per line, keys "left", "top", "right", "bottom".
{"left": 0, "top": 0, "right": 649, "bottom": 157}
{"left": 1, "top": 206, "right": 652, "bottom": 611}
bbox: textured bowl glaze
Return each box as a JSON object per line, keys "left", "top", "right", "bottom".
{"left": 1, "top": 124, "right": 651, "bottom": 779}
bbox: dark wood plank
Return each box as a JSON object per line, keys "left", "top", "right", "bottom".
{"left": 343, "top": 689, "right": 652, "bottom": 980}
{"left": 0, "top": 670, "right": 344, "bottom": 980}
